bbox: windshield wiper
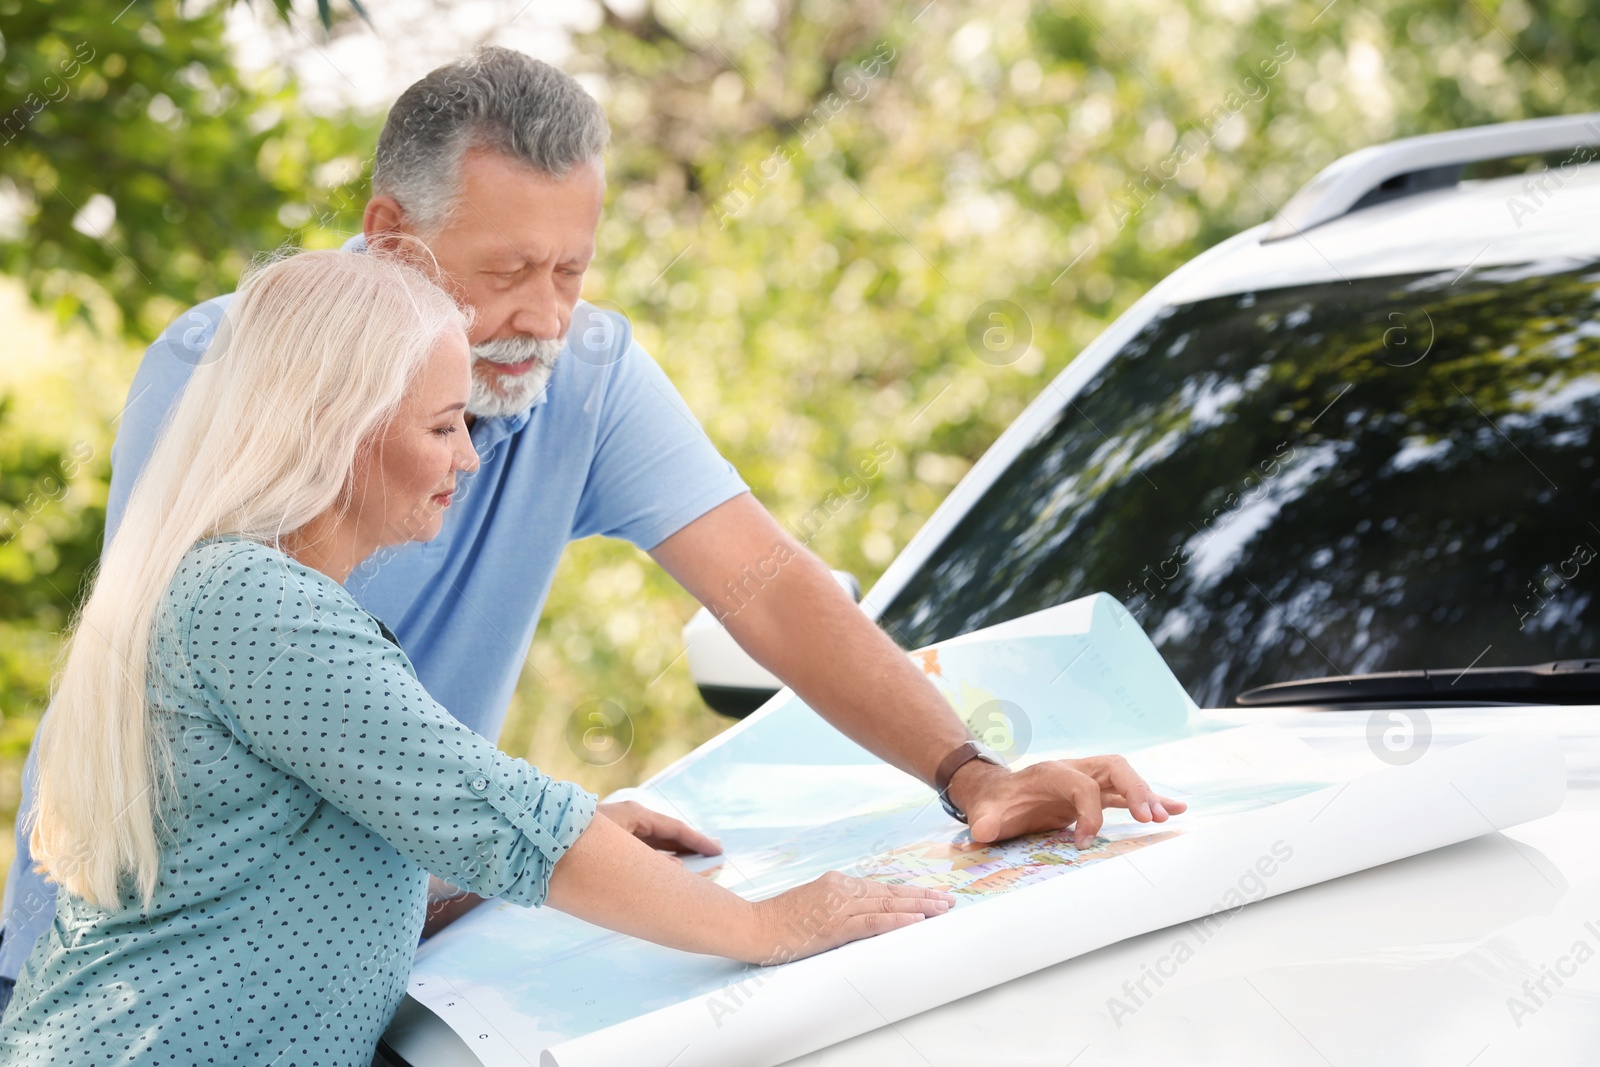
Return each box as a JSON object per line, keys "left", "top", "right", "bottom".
{"left": 1234, "top": 659, "right": 1600, "bottom": 707}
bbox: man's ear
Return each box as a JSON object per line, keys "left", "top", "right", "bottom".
{"left": 363, "top": 195, "right": 410, "bottom": 245}
{"left": 363, "top": 196, "right": 441, "bottom": 273}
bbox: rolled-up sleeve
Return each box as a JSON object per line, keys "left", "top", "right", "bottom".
{"left": 182, "top": 541, "right": 596, "bottom": 908}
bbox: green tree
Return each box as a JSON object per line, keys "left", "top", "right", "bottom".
{"left": 521, "top": 0, "right": 1600, "bottom": 790}
{"left": 0, "top": 0, "right": 375, "bottom": 338}
{"left": 5, "top": 0, "right": 1600, "bottom": 817}
{"left": 0, "top": 393, "right": 104, "bottom": 839}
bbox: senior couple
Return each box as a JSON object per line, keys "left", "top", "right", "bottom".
{"left": 0, "top": 47, "right": 1182, "bottom": 1064}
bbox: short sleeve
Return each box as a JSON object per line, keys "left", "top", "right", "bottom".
{"left": 182, "top": 541, "right": 596, "bottom": 908}
{"left": 570, "top": 314, "right": 749, "bottom": 550}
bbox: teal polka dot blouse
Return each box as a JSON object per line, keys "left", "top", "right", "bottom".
{"left": 0, "top": 535, "right": 596, "bottom": 1065}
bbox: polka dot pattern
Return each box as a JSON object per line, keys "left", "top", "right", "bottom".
{"left": 0, "top": 536, "right": 597, "bottom": 1065}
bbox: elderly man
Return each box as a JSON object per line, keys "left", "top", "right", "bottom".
{"left": 0, "top": 46, "right": 1177, "bottom": 1010}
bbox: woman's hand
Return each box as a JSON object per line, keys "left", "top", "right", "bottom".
{"left": 738, "top": 872, "right": 956, "bottom": 965}
{"left": 598, "top": 799, "right": 723, "bottom": 858}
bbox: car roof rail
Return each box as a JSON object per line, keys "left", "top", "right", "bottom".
{"left": 1263, "top": 112, "right": 1600, "bottom": 242}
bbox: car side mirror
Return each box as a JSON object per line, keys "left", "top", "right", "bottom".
{"left": 683, "top": 570, "right": 862, "bottom": 718}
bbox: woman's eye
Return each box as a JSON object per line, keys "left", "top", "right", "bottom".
{"left": 433, "top": 426, "right": 457, "bottom": 436}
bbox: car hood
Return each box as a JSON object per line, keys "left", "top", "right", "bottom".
{"left": 781, "top": 702, "right": 1600, "bottom": 1066}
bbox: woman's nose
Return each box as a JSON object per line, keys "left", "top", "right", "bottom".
{"left": 460, "top": 440, "right": 482, "bottom": 474}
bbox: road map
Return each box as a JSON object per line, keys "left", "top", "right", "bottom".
{"left": 397, "top": 592, "right": 1557, "bottom": 1067}
{"left": 404, "top": 594, "right": 1254, "bottom": 1058}
{"left": 691, "top": 802, "right": 1185, "bottom": 903}
{"left": 850, "top": 824, "right": 1184, "bottom": 895}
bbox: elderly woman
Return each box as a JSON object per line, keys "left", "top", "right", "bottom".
{"left": 0, "top": 250, "right": 959, "bottom": 1066}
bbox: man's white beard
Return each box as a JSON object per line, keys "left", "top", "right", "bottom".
{"left": 468, "top": 335, "right": 567, "bottom": 418}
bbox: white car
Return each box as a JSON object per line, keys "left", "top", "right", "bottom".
{"left": 385, "top": 116, "right": 1600, "bottom": 1065}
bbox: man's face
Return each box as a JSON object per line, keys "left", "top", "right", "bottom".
{"left": 406, "top": 148, "right": 604, "bottom": 418}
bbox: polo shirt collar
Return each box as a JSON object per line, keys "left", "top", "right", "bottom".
{"left": 471, "top": 403, "right": 534, "bottom": 450}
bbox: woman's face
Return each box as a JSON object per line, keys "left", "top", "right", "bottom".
{"left": 351, "top": 328, "right": 480, "bottom": 549}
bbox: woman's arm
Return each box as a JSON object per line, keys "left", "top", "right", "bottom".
{"left": 545, "top": 812, "right": 954, "bottom": 965}
{"left": 184, "top": 545, "right": 592, "bottom": 908}
{"left": 184, "top": 543, "right": 951, "bottom": 963}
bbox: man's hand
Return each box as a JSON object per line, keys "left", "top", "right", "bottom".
{"left": 597, "top": 800, "right": 723, "bottom": 858}
{"left": 948, "top": 755, "right": 1188, "bottom": 847}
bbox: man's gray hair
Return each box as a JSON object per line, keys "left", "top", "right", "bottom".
{"left": 373, "top": 46, "right": 610, "bottom": 232}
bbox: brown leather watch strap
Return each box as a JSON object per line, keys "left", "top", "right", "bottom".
{"left": 934, "top": 739, "right": 986, "bottom": 798}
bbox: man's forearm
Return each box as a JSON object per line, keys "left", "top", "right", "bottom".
{"left": 650, "top": 494, "right": 1003, "bottom": 813}
{"left": 717, "top": 541, "right": 993, "bottom": 800}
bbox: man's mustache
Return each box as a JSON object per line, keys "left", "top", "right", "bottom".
{"left": 472, "top": 335, "right": 566, "bottom": 365}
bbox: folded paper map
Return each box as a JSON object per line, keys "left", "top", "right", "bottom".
{"left": 399, "top": 593, "right": 1565, "bottom": 1067}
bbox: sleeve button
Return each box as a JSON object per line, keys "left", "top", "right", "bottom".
{"left": 468, "top": 775, "right": 489, "bottom": 794}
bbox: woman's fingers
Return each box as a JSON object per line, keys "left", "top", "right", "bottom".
{"left": 844, "top": 909, "right": 934, "bottom": 938}
{"left": 838, "top": 882, "right": 954, "bottom": 939}
{"left": 871, "top": 881, "right": 955, "bottom": 900}
{"left": 851, "top": 878, "right": 955, "bottom": 912}
{"left": 598, "top": 800, "right": 724, "bottom": 855}
{"left": 765, "top": 875, "right": 956, "bottom": 961}
{"left": 859, "top": 896, "right": 952, "bottom": 919}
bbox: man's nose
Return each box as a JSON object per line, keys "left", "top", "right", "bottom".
{"left": 508, "top": 275, "right": 564, "bottom": 339}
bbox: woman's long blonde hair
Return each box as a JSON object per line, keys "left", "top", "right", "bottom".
{"left": 29, "top": 247, "right": 470, "bottom": 910}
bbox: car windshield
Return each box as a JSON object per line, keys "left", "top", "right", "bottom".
{"left": 877, "top": 257, "right": 1600, "bottom": 707}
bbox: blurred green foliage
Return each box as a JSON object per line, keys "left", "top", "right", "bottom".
{"left": 0, "top": 393, "right": 104, "bottom": 860}
{"left": 0, "top": 0, "right": 377, "bottom": 336}
{"left": 3, "top": 0, "right": 1600, "bottom": 878}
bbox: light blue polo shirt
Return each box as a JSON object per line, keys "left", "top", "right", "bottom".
{"left": 0, "top": 243, "right": 748, "bottom": 982}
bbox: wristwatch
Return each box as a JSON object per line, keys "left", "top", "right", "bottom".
{"left": 934, "top": 739, "right": 1008, "bottom": 823}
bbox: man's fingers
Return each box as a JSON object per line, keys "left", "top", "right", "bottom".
{"left": 1153, "top": 793, "right": 1188, "bottom": 817}
{"left": 958, "top": 758, "right": 1184, "bottom": 850}
{"left": 1075, "top": 756, "right": 1188, "bottom": 825}
{"left": 1059, "top": 770, "right": 1103, "bottom": 849}
{"left": 968, "top": 810, "right": 1003, "bottom": 844}
{"left": 1095, "top": 755, "right": 1156, "bottom": 822}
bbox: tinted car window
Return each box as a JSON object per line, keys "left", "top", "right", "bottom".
{"left": 878, "top": 259, "right": 1600, "bottom": 706}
